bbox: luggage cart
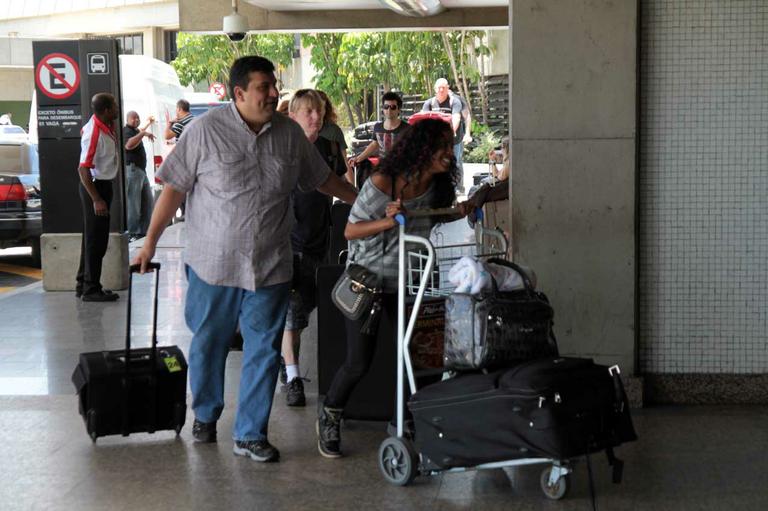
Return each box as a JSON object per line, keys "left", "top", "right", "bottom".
{"left": 377, "top": 207, "right": 573, "bottom": 500}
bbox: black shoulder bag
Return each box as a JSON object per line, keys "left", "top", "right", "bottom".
{"left": 331, "top": 176, "right": 397, "bottom": 335}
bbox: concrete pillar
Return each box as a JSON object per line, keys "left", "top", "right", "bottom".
{"left": 41, "top": 233, "right": 129, "bottom": 292}
{"left": 508, "top": 1, "right": 637, "bottom": 375}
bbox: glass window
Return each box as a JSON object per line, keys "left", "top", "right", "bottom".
{"left": 115, "top": 34, "right": 144, "bottom": 56}
{"left": 164, "top": 31, "right": 178, "bottom": 63}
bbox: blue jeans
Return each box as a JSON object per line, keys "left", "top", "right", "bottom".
{"left": 453, "top": 142, "right": 464, "bottom": 188}
{"left": 185, "top": 266, "right": 290, "bottom": 441}
{"left": 125, "top": 163, "right": 153, "bottom": 236}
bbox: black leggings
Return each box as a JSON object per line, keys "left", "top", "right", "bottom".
{"left": 324, "top": 294, "right": 397, "bottom": 409}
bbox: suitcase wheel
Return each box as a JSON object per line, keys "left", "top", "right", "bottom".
{"left": 378, "top": 436, "right": 418, "bottom": 487}
{"left": 86, "top": 409, "right": 98, "bottom": 444}
{"left": 540, "top": 465, "right": 570, "bottom": 500}
{"left": 174, "top": 403, "right": 186, "bottom": 436}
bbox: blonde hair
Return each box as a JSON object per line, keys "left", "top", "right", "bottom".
{"left": 315, "top": 90, "right": 337, "bottom": 125}
{"left": 288, "top": 89, "right": 325, "bottom": 115}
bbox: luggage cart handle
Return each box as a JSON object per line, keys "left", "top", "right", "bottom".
{"left": 395, "top": 207, "right": 482, "bottom": 226}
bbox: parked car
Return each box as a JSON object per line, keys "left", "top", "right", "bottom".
{"left": 188, "top": 100, "right": 230, "bottom": 119}
{"left": 0, "top": 173, "right": 42, "bottom": 266}
{"left": 0, "top": 125, "right": 29, "bottom": 145}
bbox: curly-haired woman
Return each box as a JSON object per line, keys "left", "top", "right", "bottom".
{"left": 317, "top": 118, "right": 469, "bottom": 458}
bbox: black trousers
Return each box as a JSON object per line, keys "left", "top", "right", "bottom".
{"left": 76, "top": 179, "right": 113, "bottom": 295}
{"left": 325, "top": 294, "right": 397, "bottom": 409}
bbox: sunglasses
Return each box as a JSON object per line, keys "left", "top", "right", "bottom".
{"left": 382, "top": 104, "right": 399, "bottom": 110}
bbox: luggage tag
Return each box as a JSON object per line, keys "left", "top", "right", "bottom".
{"left": 164, "top": 355, "right": 182, "bottom": 373}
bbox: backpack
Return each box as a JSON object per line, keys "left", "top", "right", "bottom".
{"left": 430, "top": 95, "right": 466, "bottom": 143}
{"left": 430, "top": 94, "right": 469, "bottom": 123}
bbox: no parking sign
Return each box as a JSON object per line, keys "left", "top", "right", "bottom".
{"left": 209, "top": 82, "right": 227, "bottom": 100}
{"left": 35, "top": 53, "right": 81, "bottom": 100}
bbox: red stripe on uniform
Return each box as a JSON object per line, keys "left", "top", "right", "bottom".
{"left": 81, "top": 121, "right": 100, "bottom": 168}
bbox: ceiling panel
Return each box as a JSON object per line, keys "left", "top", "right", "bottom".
{"left": 243, "top": 0, "right": 507, "bottom": 11}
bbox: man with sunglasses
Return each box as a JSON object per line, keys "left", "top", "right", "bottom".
{"left": 349, "top": 92, "right": 407, "bottom": 185}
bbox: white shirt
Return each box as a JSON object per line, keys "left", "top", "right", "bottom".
{"left": 79, "top": 115, "right": 118, "bottom": 180}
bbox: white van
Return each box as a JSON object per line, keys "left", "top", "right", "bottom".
{"left": 118, "top": 55, "right": 185, "bottom": 188}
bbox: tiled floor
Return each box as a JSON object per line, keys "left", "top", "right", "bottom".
{"left": 1, "top": 224, "right": 767, "bottom": 510}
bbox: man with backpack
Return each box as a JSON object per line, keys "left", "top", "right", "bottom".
{"left": 421, "top": 78, "right": 471, "bottom": 193}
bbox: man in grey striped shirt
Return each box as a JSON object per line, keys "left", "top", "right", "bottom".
{"left": 164, "top": 99, "right": 193, "bottom": 141}
{"left": 133, "top": 55, "right": 357, "bottom": 463}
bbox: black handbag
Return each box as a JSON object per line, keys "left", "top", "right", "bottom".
{"left": 331, "top": 263, "right": 381, "bottom": 321}
{"left": 331, "top": 175, "right": 395, "bottom": 325}
{"left": 443, "top": 259, "right": 559, "bottom": 370}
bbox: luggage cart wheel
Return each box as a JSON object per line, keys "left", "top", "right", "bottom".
{"left": 378, "top": 437, "right": 418, "bottom": 486}
{"left": 540, "top": 466, "right": 570, "bottom": 500}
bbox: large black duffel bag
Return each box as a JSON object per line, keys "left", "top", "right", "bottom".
{"left": 71, "top": 263, "right": 187, "bottom": 441}
{"left": 443, "top": 259, "right": 558, "bottom": 370}
{"left": 408, "top": 357, "right": 637, "bottom": 470}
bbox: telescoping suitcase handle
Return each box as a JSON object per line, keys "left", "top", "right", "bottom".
{"left": 125, "top": 262, "right": 162, "bottom": 364}
{"left": 119, "top": 262, "right": 162, "bottom": 437}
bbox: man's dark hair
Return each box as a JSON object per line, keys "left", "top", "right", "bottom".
{"left": 91, "top": 93, "right": 115, "bottom": 115}
{"left": 228, "top": 56, "right": 276, "bottom": 100}
{"left": 176, "top": 99, "right": 190, "bottom": 112}
{"left": 382, "top": 91, "right": 402, "bottom": 109}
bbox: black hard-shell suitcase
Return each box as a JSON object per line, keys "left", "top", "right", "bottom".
{"left": 329, "top": 202, "right": 351, "bottom": 265}
{"left": 408, "top": 357, "right": 636, "bottom": 470}
{"left": 316, "top": 265, "right": 444, "bottom": 420}
{"left": 71, "top": 263, "right": 187, "bottom": 441}
{"left": 316, "top": 264, "right": 396, "bottom": 420}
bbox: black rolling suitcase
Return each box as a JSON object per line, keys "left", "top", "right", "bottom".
{"left": 316, "top": 263, "right": 396, "bottom": 420}
{"left": 329, "top": 202, "right": 351, "bottom": 265}
{"left": 71, "top": 263, "right": 187, "bottom": 442}
{"left": 316, "top": 265, "right": 444, "bottom": 421}
{"left": 409, "top": 357, "right": 637, "bottom": 470}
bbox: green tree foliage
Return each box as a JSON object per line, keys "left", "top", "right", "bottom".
{"left": 301, "top": 33, "right": 359, "bottom": 127}
{"left": 171, "top": 30, "right": 495, "bottom": 128}
{"left": 465, "top": 128, "right": 500, "bottom": 163}
{"left": 172, "top": 33, "right": 294, "bottom": 97}
{"left": 303, "top": 31, "right": 492, "bottom": 126}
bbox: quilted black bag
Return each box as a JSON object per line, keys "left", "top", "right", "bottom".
{"left": 443, "top": 259, "right": 558, "bottom": 370}
{"left": 331, "top": 263, "right": 381, "bottom": 321}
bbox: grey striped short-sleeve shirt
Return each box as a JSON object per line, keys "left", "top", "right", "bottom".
{"left": 347, "top": 178, "right": 435, "bottom": 292}
{"left": 157, "top": 104, "right": 331, "bottom": 291}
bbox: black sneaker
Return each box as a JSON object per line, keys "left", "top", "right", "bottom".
{"left": 278, "top": 357, "right": 287, "bottom": 385}
{"left": 316, "top": 406, "right": 343, "bottom": 458}
{"left": 284, "top": 377, "right": 306, "bottom": 407}
{"left": 81, "top": 290, "right": 119, "bottom": 302}
{"left": 192, "top": 419, "right": 217, "bottom": 443}
{"left": 233, "top": 439, "right": 280, "bottom": 462}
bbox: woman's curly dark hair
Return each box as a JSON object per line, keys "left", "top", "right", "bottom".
{"left": 377, "top": 118, "right": 458, "bottom": 208}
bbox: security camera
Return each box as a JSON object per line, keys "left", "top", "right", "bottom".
{"left": 223, "top": 0, "right": 248, "bottom": 42}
